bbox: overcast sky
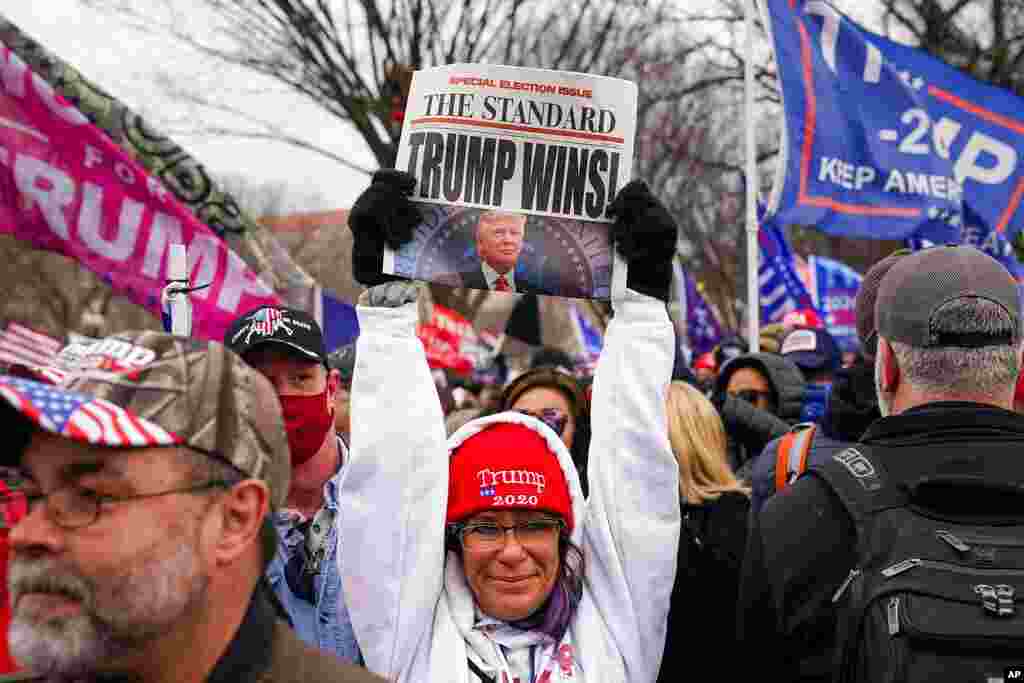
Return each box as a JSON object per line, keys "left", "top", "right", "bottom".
{"left": 2, "top": 1, "right": 890, "bottom": 214}
{"left": 2, "top": 1, "right": 375, "bottom": 212}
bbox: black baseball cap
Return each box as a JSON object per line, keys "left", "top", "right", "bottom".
{"left": 780, "top": 327, "right": 840, "bottom": 372}
{"left": 224, "top": 306, "right": 327, "bottom": 364}
{"left": 855, "top": 249, "right": 910, "bottom": 360}
{"left": 875, "top": 246, "right": 1021, "bottom": 349}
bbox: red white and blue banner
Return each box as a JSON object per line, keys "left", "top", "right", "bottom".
{"left": 759, "top": 209, "right": 862, "bottom": 351}
{"left": 763, "top": 0, "right": 1024, "bottom": 243}
{"left": 758, "top": 212, "right": 819, "bottom": 325}
{"left": 804, "top": 255, "right": 862, "bottom": 351}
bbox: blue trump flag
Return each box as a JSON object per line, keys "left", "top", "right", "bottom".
{"left": 763, "top": 0, "right": 1024, "bottom": 243}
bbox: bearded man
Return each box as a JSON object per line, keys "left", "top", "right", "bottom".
{"left": 0, "top": 331, "right": 382, "bottom": 683}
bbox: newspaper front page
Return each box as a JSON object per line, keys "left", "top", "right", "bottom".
{"left": 384, "top": 64, "right": 637, "bottom": 300}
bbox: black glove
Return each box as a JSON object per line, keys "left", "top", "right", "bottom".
{"left": 607, "top": 180, "right": 678, "bottom": 301}
{"left": 349, "top": 170, "right": 420, "bottom": 286}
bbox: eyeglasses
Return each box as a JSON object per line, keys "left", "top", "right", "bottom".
{"left": 729, "top": 389, "right": 774, "bottom": 406}
{"left": 514, "top": 408, "right": 569, "bottom": 437}
{"left": 455, "top": 518, "right": 563, "bottom": 551}
{"left": 0, "top": 480, "right": 231, "bottom": 531}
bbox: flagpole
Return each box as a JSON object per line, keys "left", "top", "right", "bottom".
{"left": 744, "top": 0, "right": 761, "bottom": 353}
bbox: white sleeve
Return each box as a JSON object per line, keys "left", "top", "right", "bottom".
{"left": 338, "top": 301, "right": 448, "bottom": 679}
{"left": 581, "top": 289, "right": 680, "bottom": 683}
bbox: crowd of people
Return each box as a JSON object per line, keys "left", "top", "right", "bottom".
{"left": 0, "top": 171, "right": 1021, "bottom": 682}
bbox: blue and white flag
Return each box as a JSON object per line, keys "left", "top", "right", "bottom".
{"left": 758, "top": 212, "right": 819, "bottom": 324}
{"left": 763, "top": 0, "right": 1024, "bottom": 243}
{"left": 675, "top": 262, "right": 724, "bottom": 356}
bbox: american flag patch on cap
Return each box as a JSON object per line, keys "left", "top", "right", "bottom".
{"left": 0, "top": 376, "right": 181, "bottom": 448}
{"left": 251, "top": 307, "right": 286, "bottom": 336}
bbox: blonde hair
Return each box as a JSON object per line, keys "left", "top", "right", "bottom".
{"left": 666, "top": 381, "right": 750, "bottom": 505}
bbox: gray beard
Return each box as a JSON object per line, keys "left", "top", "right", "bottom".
{"left": 8, "top": 538, "right": 207, "bottom": 678}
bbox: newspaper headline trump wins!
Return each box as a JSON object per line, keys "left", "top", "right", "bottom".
{"left": 385, "top": 64, "right": 636, "bottom": 300}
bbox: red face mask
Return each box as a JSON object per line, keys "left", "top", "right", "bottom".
{"left": 279, "top": 389, "right": 333, "bottom": 467}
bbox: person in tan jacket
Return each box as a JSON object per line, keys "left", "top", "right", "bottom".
{"left": 0, "top": 332, "right": 383, "bottom": 683}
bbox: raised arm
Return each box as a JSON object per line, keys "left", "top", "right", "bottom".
{"left": 583, "top": 290, "right": 678, "bottom": 682}
{"left": 338, "top": 176, "right": 447, "bottom": 680}
{"left": 581, "top": 181, "right": 680, "bottom": 683}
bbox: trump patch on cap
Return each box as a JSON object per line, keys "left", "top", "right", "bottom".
{"left": 781, "top": 329, "right": 818, "bottom": 355}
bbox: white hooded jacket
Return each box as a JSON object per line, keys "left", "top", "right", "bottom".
{"left": 340, "top": 289, "right": 679, "bottom": 683}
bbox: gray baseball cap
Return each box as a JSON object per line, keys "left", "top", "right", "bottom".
{"left": 0, "top": 331, "right": 291, "bottom": 508}
{"left": 855, "top": 249, "right": 910, "bottom": 359}
{"left": 875, "top": 246, "right": 1021, "bottom": 349}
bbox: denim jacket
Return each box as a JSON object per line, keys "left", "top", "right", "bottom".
{"left": 265, "top": 439, "right": 361, "bottom": 664}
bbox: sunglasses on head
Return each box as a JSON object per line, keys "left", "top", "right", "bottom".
{"left": 514, "top": 408, "right": 569, "bottom": 437}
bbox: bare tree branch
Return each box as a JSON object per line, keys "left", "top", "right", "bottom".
{"left": 880, "top": 0, "right": 1024, "bottom": 96}
{"left": 177, "top": 125, "right": 375, "bottom": 176}
{"left": 78, "top": 0, "right": 780, "bottom": 326}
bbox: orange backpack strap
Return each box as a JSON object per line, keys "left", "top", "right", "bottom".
{"left": 775, "top": 423, "right": 817, "bottom": 491}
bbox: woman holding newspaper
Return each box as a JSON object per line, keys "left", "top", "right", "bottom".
{"left": 341, "top": 170, "right": 681, "bottom": 683}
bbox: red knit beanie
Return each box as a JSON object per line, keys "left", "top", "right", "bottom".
{"left": 446, "top": 422, "right": 574, "bottom": 531}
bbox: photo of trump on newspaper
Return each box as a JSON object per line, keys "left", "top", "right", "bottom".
{"left": 389, "top": 204, "right": 615, "bottom": 299}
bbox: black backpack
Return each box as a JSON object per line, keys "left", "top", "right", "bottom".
{"left": 808, "top": 443, "right": 1024, "bottom": 683}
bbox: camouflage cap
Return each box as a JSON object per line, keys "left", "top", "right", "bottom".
{"left": 0, "top": 331, "right": 290, "bottom": 508}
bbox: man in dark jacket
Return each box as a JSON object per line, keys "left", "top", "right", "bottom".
{"left": 737, "top": 246, "right": 1024, "bottom": 683}
{"left": 712, "top": 352, "right": 805, "bottom": 476}
{"left": 748, "top": 250, "right": 906, "bottom": 514}
{"left": 0, "top": 332, "right": 382, "bottom": 683}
